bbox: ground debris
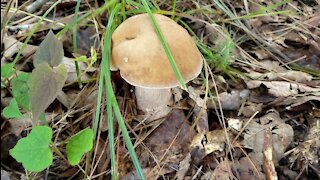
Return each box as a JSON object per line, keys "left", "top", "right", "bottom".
{"left": 241, "top": 111, "right": 294, "bottom": 164}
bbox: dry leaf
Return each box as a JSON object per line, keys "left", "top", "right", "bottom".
{"left": 191, "top": 129, "right": 233, "bottom": 157}
{"left": 1, "top": 169, "right": 11, "bottom": 180}
{"left": 271, "top": 94, "right": 320, "bottom": 108}
{"left": 207, "top": 90, "right": 250, "bottom": 110}
{"left": 228, "top": 118, "right": 243, "bottom": 132}
{"left": 235, "top": 152, "right": 266, "bottom": 180}
{"left": 188, "top": 86, "right": 205, "bottom": 107}
{"left": 241, "top": 102, "right": 262, "bottom": 117}
{"left": 288, "top": 108, "right": 320, "bottom": 166}
{"left": 1, "top": 33, "right": 37, "bottom": 61}
{"left": 176, "top": 153, "right": 191, "bottom": 180}
{"left": 8, "top": 112, "right": 57, "bottom": 136}
{"left": 143, "top": 110, "right": 194, "bottom": 177}
{"left": 241, "top": 112, "right": 294, "bottom": 164}
{"left": 212, "top": 160, "right": 235, "bottom": 180}
{"left": 62, "top": 57, "right": 93, "bottom": 84}
{"left": 247, "top": 80, "right": 320, "bottom": 97}
{"left": 247, "top": 71, "right": 313, "bottom": 83}
{"left": 258, "top": 60, "right": 286, "bottom": 72}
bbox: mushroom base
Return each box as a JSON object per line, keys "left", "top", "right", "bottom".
{"left": 135, "top": 87, "right": 173, "bottom": 123}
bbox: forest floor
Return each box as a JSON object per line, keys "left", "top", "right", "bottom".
{"left": 1, "top": 0, "right": 319, "bottom": 179}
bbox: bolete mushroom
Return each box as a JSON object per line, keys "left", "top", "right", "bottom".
{"left": 111, "top": 13, "right": 202, "bottom": 122}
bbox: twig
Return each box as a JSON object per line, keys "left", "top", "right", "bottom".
{"left": 25, "top": 0, "right": 51, "bottom": 13}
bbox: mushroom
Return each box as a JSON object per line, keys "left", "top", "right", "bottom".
{"left": 111, "top": 13, "right": 203, "bottom": 122}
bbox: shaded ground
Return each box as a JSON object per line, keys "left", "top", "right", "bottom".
{"left": 1, "top": 0, "right": 319, "bottom": 179}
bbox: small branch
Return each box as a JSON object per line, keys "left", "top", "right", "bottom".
{"left": 25, "top": 0, "right": 51, "bottom": 13}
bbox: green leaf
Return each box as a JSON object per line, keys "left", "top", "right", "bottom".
{"left": 66, "top": 128, "right": 94, "bottom": 165}
{"left": 30, "top": 63, "right": 67, "bottom": 121}
{"left": 12, "top": 72, "right": 31, "bottom": 110}
{"left": 39, "top": 113, "right": 48, "bottom": 123}
{"left": 33, "top": 30, "right": 64, "bottom": 67}
{"left": 2, "top": 98, "right": 23, "bottom": 119}
{"left": 9, "top": 126, "right": 53, "bottom": 172}
{"left": 1, "top": 63, "right": 14, "bottom": 78}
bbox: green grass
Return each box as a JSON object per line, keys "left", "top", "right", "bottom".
{"left": 71, "top": 0, "right": 82, "bottom": 88}
{"left": 2, "top": 1, "right": 220, "bottom": 179}
{"left": 1, "top": 0, "right": 62, "bottom": 81}
{"left": 141, "top": 0, "right": 187, "bottom": 90}
{"left": 101, "top": 4, "right": 120, "bottom": 179}
{"left": 99, "top": 3, "right": 145, "bottom": 179}
{"left": 93, "top": 1, "right": 202, "bottom": 178}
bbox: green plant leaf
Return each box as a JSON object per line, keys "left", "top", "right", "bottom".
{"left": 2, "top": 98, "right": 23, "bottom": 119}
{"left": 12, "top": 72, "right": 31, "bottom": 110}
{"left": 66, "top": 128, "right": 94, "bottom": 165}
{"left": 9, "top": 126, "right": 53, "bottom": 172}
{"left": 1, "top": 63, "right": 14, "bottom": 78}
{"left": 33, "top": 30, "right": 64, "bottom": 67}
{"left": 30, "top": 63, "right": 67, "bottom": 121}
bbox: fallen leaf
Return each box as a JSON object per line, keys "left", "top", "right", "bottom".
{"left": 176, "top": 153, "right": 191, "bottom": 180}
{"left": 270, "top": 94, "right": 320, "bottom": 108}
{"left": 207, "top": 89, "right": 249, "bottom": 110}
{"left": 188, "top": 86, "right": 205, "bottom": 107}
{"left": 247, "top": 70, "right": 313, "bottom": 83}
{"left": 241, "top": 112, "right": 294, "bottom": 164}
{"left": 241, "top": 102, "right": 262, "bottom": 117}
{"left": 62, "top": 57, "right": 92, "bottom": 84}
{"left": 246, "top": 80, "right": 320, "bottom": 97}
{"left": 191, "top": 129, "right": 233, "bottom": 157}
{"left": 1, "top": 169, "right": 11, "bottom": 180}
{"left": 146, "top": 110, "right": 193, "bottom": 157}
{"left": 235, "top": 152, "right": 266, "bottom": 180}
{"left": 212, "top": 160, "right": 235, "bottom": 180}
{"left": 227, "top": 118, "right": 243, "bottom": 132}
{"left": 144, "top": 110, "right": 194, "bottom": 176}
{"left": 1, "top": 33, "right": 37, "bottom": 62}
{"left": 8, "top": 112, "right": 57, "bottom": 136}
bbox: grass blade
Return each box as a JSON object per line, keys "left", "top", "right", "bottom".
{"left": 102, "top": 4, "right": 145, "bottom": 179}
{"left": 140, "top": 0, "right": 187, "bottom": 90}
{"left": 101, "top": 5, "right": 120, "bottom": 179}
{"left": 11, "top": 0, "right": 62, "bottom": 67}
{"left": 71, "top": 0, "right": 82, "bottom": 88}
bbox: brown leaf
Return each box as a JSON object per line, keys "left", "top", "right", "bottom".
{"left": 247, "top": 80, "right": 320, "bottom": 97}
{"left": 146, "top": 110, "right": 193, "bottom": 155}
{"left": 191, "top": 129, "right": 233, "bottom": 158}
{"left": 143, "top": 110, "right": 195, "bottom": 177}
{"left": 212, "top": 160, "right": 235, "bottom": 180}
{"left": 235, "top": 152, "right": 266, "bottom": 180}
{"left": 33, "top": 31, "right": 64, "bottom": 67}
{"left": 30, "top": 63, "right": 67, "bottom": 121}
{"left": 241, "top": 112, "right": 294, "bottom": 164}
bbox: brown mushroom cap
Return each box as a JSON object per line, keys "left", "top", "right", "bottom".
{"left": 111, "top": 13, "right": 203, "bottom": 89}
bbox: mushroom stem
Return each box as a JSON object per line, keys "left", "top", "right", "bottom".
{"left": 135, "top": 87, "right": 173, "bottom": 122}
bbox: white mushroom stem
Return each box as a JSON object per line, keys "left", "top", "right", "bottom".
{"left": 135, "top": 87, "right": 173, "bottom": 122}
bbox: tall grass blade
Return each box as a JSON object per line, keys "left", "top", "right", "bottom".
{"left": 140, "top": 0, "right": 187, "bottom": 90}
{"left": 11, "top": 0, "right": 62, "bottom": 66}
{"left": 71, "top": 0, "right": 82, "bottom": 88}
{"left": 101, "top": 5, "right": 120, "bottom": 179}
{"left": 102, "top": 4, "right": 145, "bottom": 179}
